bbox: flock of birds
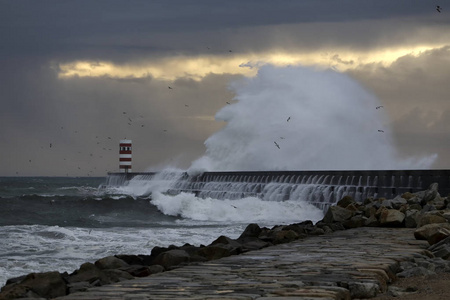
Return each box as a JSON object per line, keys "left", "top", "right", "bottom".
{"left": 270, "top": 105, "right": 387, "bottom": 150}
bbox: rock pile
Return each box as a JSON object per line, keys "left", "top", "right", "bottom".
{"left": 1, "top": 183, "right": 450, "bottom": 299}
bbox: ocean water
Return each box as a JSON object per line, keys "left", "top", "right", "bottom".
{"left": 0, "top": 175, "right": 324, "bottom": 286}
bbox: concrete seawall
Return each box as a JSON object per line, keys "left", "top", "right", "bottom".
{"left": 106, "top": 170, "right": 450, "bottom": 202}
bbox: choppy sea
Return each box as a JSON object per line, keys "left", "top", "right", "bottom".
{"left": 0, "top": 176, "right": 324, "bottom": 286}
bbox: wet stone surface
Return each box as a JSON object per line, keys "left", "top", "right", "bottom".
{"left": 54, "top": 228, "right": 430, "bottom": 299}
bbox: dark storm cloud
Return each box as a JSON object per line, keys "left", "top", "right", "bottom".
{"left": 0, "top": 0, "right": 437, "bottom": 61}
{"left": 1, "top": 0, "right": 449, "bottom": 175}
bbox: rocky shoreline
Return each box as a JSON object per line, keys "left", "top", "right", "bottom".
{"left": 1, "top": 183, "right": 450, "bottom": 299}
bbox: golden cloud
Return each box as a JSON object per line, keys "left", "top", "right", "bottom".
{"left": 57, "top": 44, "right": 447, "bottom": 81}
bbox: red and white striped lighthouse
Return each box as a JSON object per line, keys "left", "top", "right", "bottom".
{"left": 119, "top": 139, "right": 132, "bottom": 173}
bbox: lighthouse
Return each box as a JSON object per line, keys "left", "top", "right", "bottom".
{"left": 119, "top": 139, "right": 132, "bottom": 173}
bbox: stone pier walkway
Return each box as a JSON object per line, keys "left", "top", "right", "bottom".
{"left": 55, "top": 228, "right": 429, "bottom": 300}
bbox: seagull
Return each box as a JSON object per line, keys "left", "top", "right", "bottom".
{"left": 274, "top": 141, "right": 280, "bottom": 149}
{"left": 376, "top": 106, "right": 384, "bottom": 109}
{"left": 378, "top": 130, "right": 384, "bottom": 133}
{"left": 287, "top": 116, "right": 291, "bottom": 122}
{"left": 436, "top": 5, "right": 442, "bottom": 12}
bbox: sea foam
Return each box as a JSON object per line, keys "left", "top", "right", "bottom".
{"left": 189, "top": 64, "right": 437, "bottom": 172}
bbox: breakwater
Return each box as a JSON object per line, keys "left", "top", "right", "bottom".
{"left": 105, "top": 170, "right": 450, "bottom": 209}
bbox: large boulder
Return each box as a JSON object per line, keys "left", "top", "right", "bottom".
{"left": 95, "top": 256, "right": 129, "bottom": 270}
{"left": 238, "top": 223, "right": 262, "bottom": 239}
{"left": 115, "top": 254, "right": 144, "bottom": 265}
{"left": 415, "top": 183, "right": 441, "bottom": 206}
{"left": 238, "top": 238, "right": 272, "bottom": 251}
{"left": 322, "top": 206, "right": 354, "bottom": 223}
{"left": 152, "top": 249, "right": 191, "bottom": 270}
{"left": 404, "top": 209, "right": 420, "bottom": 228}
{"left": 120, "top": 264, "right": 164, "bottom": 277}
{"left": 0, "top": 271, "right": 67, "bottom": 299}
{"left": 197, "top": 244, "right": 236, "bottom": 260}
{"left": 67, "top": 262, "right": 110, "bottom": 285}
{"left": 428, "top": 236, "right": 450, "bottom": 259}
{"left": 417, "top": 213, "right": 447, "bottom": 227}
{"left": 210, "top": 235, "right": 242, "bottom": 248}
{"left": 102, "top": 269, "right": 134, "bottom": 282}
{"left": 378, "top": 208, "right": 405, "bottom": 227}
{"left": 261, "top": 229, "right": 300, "bottom": 244}
{"left": 336, "top": 195, "right": 355, "bottom": 208}
{"left": 414, "top": 223, "right": 450, "bottom": 245}
{"left": 343, "top": 215, "right": 367, "bottom": 229}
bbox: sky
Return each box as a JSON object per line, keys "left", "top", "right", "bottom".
{"left": 1, "top": 0, "right": 449, "bottom": 176}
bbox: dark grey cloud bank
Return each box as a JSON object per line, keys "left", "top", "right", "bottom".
{"left": 0, "top": 0, "right": 437, "bottom": 60}
{"left": 1, "top": 0, "right": 449, "bottom": 176}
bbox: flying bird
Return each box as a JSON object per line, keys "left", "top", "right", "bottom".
{"left": 226, "top": 102, "right": 230, "bottom": 105}
{"left": 378, "top": 130, "right": 384, "bottom": 133}
{"left": 274, "top": 141, "right": 280, "bottom": 149}
{"left": 376, "top": 106, "right": 384, "bottom": 109}
{"left": 436, "top": 5, "right": 442, "bottom": 12}
{"left": 287, "top": 116, "right": 291, "bottom": 122}
{"left": 168, "top": 86, "right": 173, "bottom": 89}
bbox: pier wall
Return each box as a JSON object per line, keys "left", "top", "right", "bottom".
{"left": 106, "top": 170, "right": 450, "bottom": 208}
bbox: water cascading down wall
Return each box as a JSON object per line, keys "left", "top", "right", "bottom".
{"left": 106, "top": 170, "right": 450, "bottom": 210}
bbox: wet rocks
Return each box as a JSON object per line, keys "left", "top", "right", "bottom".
{"left": 0, "top": 272, "right": 66, "bottom": 300}
{"left": 414, "top": 223, "right": 450, "bottom": 245}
